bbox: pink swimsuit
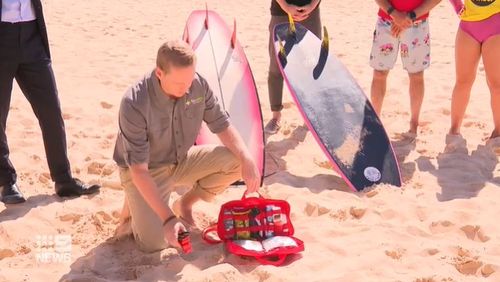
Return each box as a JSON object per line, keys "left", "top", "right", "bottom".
{"left": 449, "top": 0, "right": 500, "bottom": 43}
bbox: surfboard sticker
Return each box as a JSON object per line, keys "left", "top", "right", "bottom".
{"left": 364, "top": 167, "right": 382, "bottom": 182}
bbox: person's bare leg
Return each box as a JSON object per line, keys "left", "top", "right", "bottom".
{"left": 370, "top": 70, "right": 389, "bottom": 116}
{"left": 481, "top": 35, "right": 500, "bottom": 139}
{"left": 408, "top": 71, "right": 424, "bottom": 134}
{"left": 449, "top": 28, "right": 481, "bottom": 135}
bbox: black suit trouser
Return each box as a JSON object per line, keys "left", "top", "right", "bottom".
{"left": 0, "top": 20, "right": 72, "bottom": 185}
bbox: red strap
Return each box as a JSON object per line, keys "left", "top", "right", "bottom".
{"left": 202, "top": 225, "right": 222, "bottom": 245}
{"left": 255, "top": 254, "right": 288, "bottom": 266}
{"left": 242, "top": 191, "right": 263, "bottom": 200}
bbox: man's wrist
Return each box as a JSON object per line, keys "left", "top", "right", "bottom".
{"left": 387, "top": 5, "right": 395, "bottom": 15}
{"left": 162, "top": 215, "right": 177, "bottom": 227}
{"left": 408, "top": 10, "right": 417, "bottom": 21}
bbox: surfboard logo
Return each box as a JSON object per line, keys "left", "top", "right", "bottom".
{"left": 364, "top": 167, "right": 381, "bottom": 182}
{"left": 186, "top": 96, "right": 204, "bottom": 106}
{"left": 471, "top": 0, "right": 495, "bottom": 7}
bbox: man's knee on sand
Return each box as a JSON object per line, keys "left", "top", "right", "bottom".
{"left": 135, "top": 231, "right": 168, "bottom": 253}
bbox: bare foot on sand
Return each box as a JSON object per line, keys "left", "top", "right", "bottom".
{"left": 172, "top": 198, "right": 196, "bottom": 228}
{"left": 444, "top": 133, "right": 468, "bottom": 154}
{"left": 394, "top": 131, "right": 417, "bottom": 142}
{"left": 114, "top": 217, "right": 132, "bottom": 240}
{"left": 486, "top": 135, "right": 500, "bottom": 155}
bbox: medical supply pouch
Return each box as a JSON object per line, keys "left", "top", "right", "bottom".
{"left": 202, "top": 193, "right": 304, "bottom": 266}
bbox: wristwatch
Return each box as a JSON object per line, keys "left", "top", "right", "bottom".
{"left": 408, "top": 10, "right": 417, "bottom": 21}
{"left": 387, "top": 5, "right": 395, "bottom": 15}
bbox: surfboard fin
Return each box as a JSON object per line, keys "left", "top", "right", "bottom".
{"left": 287, "top": 13, "right": 296, "bottom": 36}
{"left": 231, "top": 19, "right": 237, "bottom": 49}
{"left": 277, "top": 34, "right": 287, "bottom": 65}
{"left": 204, "top": 3, "right": 209, "bottom": 29}
{"left": 321, "top": 26, "right": 329, "bottom": 51}
{"left": 183, "top": 26, "right": 189, "bottom": 44}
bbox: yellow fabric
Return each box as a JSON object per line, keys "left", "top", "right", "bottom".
{"left": 461, "top": 0, "right": 500, "bottom": 21}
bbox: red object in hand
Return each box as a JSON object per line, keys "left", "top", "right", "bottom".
{"left": 178, "top": 231, "right": 192, "bottom": 254}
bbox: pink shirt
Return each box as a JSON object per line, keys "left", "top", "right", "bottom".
{"left": 378, "top": 0, "right": 429, "bottom": 21}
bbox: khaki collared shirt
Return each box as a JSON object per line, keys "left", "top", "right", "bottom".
{"left": 113, "top": 70, "right": 230, "bottom": 168}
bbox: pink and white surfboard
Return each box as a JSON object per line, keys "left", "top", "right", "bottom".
{"left": 183, "top": 9, "right": 265, "bottom": 185}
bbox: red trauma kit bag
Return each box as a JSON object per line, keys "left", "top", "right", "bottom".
{"left": 202, "top": 193, "right": 304, "bottom": 266}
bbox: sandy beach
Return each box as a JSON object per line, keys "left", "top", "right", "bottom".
{"left": 1, "top": 0, "right": 499, "bottom": 281}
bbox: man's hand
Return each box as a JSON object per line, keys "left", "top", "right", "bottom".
{"left": 291, "top": 0, "right": 319, "bottom": 22}
{"left": 292, "top": 11, "right": 309, "bottom": 22}
{"left": 391, "top": 10, "right": 412, "bottom": 29}
{"left": 163, "top": 218, "right": 187, "bottom": 249}
{"left": 279, "top": 2, "right": 298, "bottom": 15}
{"left": 241, "top": 156, "right": 260, "bottom": 194}
{"left": 277, "top": 0, "right": 316, "bottom": 22}
{"left": 391, "top": 23, "right": 407, "bottom": 37}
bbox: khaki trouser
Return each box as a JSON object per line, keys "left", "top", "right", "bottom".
{"left": 119, "top": 145, "right": 241, "bottom": 252}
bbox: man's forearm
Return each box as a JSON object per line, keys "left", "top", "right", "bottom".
{"left": 129, "top": 164, "right": 174, "bottom": 222}
{"left": 217, "top": 125, "right": 252, "bottom": 161}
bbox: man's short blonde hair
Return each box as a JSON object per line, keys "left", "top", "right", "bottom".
{"left": 156, "top": 40, "right": 196, "bottom": 72}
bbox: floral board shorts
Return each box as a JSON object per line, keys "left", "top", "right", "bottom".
{"left": 369, "top": 17, "right": 431, "bottom": 73}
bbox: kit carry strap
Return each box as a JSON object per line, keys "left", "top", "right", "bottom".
{"left": 255, "top": 254, "right": 288, "bottom": 266}
{"left": 242, "top": 191, "right": 263, "bottom": 199}
{"left": 202, "top": 224, "right": 222, "bottom": 244}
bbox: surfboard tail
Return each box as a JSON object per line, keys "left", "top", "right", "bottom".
{"left": 287, "top": 13, "right": 296, "bottom": 36}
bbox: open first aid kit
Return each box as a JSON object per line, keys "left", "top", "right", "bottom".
{"left": 202, "top": 193, "right": 304, "bottom": 266}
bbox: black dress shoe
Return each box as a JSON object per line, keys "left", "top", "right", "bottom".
{"left": 55, "top": 178, "right": 100, "bottom": 197}
{"left": 0, "top": 183, "right": 26, "bottom": 204}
